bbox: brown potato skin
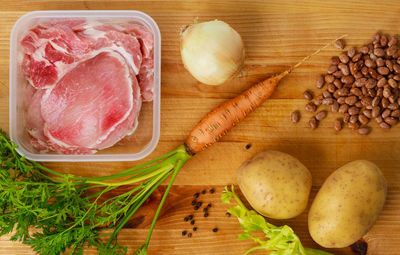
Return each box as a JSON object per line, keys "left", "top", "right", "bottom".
{"left": 237, "top": 150, "right": 312, "bottom": 219}
{"left": 308, "top": 160, "right": 387, "bottom": 248}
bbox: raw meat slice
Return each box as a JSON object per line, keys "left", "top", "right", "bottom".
{"left": 41, "top": 51, "right": 139, "bottom": 152}
{"left": 26, "top": 89, "right": 48, "bottom": 151}
{"left": 137, "top": 57, "right": 154, "bottom": 101}
{"left": 123, "top": 23, "right": 154, "bottom": 58}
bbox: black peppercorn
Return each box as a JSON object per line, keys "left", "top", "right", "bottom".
{"left": 212, "top": 228, "right": 218, "bottom": 232}
{"left": 245, "top": 144, "right": 252, "bottom": 149}
{"left": 207, "top": 203, "right": 212, "bottom": 208}
{"left": 203, "top": 207, "right": 208, "bottom": 212}
{"left": 204, "top": 213, "right": 209, "bottom": 217}
{"left": 191, "top": 200, "right": 196, "bottom": 206}
{"left": 182, "top": 230, "right": 187, "bottom": 236}
{"left": 188, "top": 215, "right": 193, "bottom": 220}
{"left": 201, "top": 190, "right": 206, "bottom": 194}
{"left": 193, "top": 227, "right": 197, "bottom": 231}
{"left": 226, "top": 212, "right": 231, "bottom": 217}
{"left": 209, "top": 189, "right": 215, "bottom": 194}
{"left": 188, "top": 233, "right": 192, "bottom": 238}
{"left": 190, "top": 220, "right": 195, "bottom": 225}
{"left": 184, "top": 216, "right": 189, "bottom": 222}
{"left": 194, "top": 206, "right": 199, "bottom": 210}
{"left": 196, "top": 201, "right": 202, "bottom": 207}
{"left": 194, "top": 193, "right": 199, "bottom": 198}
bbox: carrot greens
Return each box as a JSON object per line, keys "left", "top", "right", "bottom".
{"left": 0, "top": 129, "right": 191, "bottom": 254}
{"left": 222, "top": 185, "right": 332, "bottom": 255}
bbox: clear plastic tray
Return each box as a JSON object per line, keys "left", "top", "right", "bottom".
{"left": 9, "top": 11, "right": 161, "bottom": 162}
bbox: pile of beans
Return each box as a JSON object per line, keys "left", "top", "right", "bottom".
{"left": 292, "top": 33, "right": 400, "bottom": 135}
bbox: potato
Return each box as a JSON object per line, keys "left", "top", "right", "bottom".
{"left": 308, "top": 160, "right": 387, "bottom": 248}
{"left": 237, "top": 150, "right": 312, "bottom": 219}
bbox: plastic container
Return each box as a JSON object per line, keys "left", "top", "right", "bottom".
{"left": 9, "top": 11, "right": 161, "bottom": 162}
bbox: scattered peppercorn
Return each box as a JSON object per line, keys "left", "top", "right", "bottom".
{"left": 207, "top": 203, "right": 212, "bottom": 208}
{"left": 194, "top": 206, "right": 199, "bottom": 210}
{"left": 182, "top": 231, "right": 187, "bottom": 236}
{"left": 245, "top": 144, "right": 252, "bottom": 149}
{"left": 212, "top": 228, "right": 218, "bottom": 232}
{"left": 196, "top": 201, "right": 202, "bottom": 207}
{"left": 191, "top": 200, "right": 196, "bottom": 205}
{"left": 184, "top": 216, "right": 189, "bottom": 222}
{"left": 201, "top": 190, "right": 206, "bottom": 194}
{"left": 193, "top": 227, "right": 197, "bottom": 231}
{"left": 190, "top": 220, "right": 195, "bottom": 225}
{"left": 209, "top": 189, "right": 215, "bottom": 194}
{"left": 204, "top": 213, "right": 209, "bottom": 217}
{"left": 203, "top": 207, "right": 208, "bottom": 212}
{"left": 188, "top": 215, "right": 193, "bottom": 220}
{"left": 188, "top": 233, "right": 192, "bottom": 238}
{"left": 226, "top": 212, "right": 231, "bottom": 217}
{"left": 194, "top": 193, "right": 199, "bottom": 198}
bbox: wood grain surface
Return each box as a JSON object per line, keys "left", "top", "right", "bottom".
{"left": 1, "top": 0, "right": 400, "bottom": 254}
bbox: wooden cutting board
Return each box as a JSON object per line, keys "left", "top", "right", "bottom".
{"left": 1, "top": 0, "right": 400, "bottom": 254}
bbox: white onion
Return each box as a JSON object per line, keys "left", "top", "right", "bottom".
{"left": 180, "top": 20, "right": 245, "bottom": 85}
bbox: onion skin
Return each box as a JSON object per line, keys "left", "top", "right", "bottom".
{"left": 180, "top": 20, "right": 245, "bottom": 85}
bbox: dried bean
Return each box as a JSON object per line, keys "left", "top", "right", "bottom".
{"left": 363, "top": 109, "right": 372, "bottom": 118}
{"left": 345, "top": 96, "right": 358, "bottom": 105}
{"left": 372, "top": 106, "right": 381, "bottom": 117}
{"left": 355, "top": 101, "right": 363, "bottom": 108}
{"left": 316, "top": 111, "right": 328, "bottom": 121}
{"left": 331, "top": 56, "right": 340, "bottom": 65}
{"left": 391, "top": 109, "right": 400, "bottom": 117}
{"left": 339, "top": 104, "right": 349, "bottom": 113}
{"left": 341, "top": 75, "right": 355, "bottom": 84}
{"left": 328, "top": 65, "right": 338, "bottom": 74}
{"left": 322, "top": 98, "right": 334, "bottom": 105}
{"left": 380, "top": 122, "right": 391, "bottom": 129}
{"left": 359, "top": 114, "right": 370, "bottom": 125}
{"left": 303, "top": 90, "right": 313, "bottom": 100}
{"left": 331, "top": 101, "right": 339, "bottom": 112}
{"left": 365, "top": 58, "right": 376, "bottom": 68}
{"left": 334, "top": 119, "right": 343, "bottom": 131}
{"left": 348, "top": 106, "right": 360, "bottom": 115}
{"left": 334, "top": 39, "right": 345, "bottom": 50}
{"left": 388, "top": 36, "right": 398, "bottom": 47}
{"left": 327, "top": 83, "right": 336, "bottom": 93}
{"left": 376, "top": 58, "right": 385, "bottom": 67}
{"left": 366, "top": 79, "right": 377, "bottom": 89}
{"left": 291, "top": 111, "right": 300, "bottom": 123}
{"left": 352, "top": 53, "right": 362, "bottom": 62}
{"left": 338, "top": 63, "right": 350, "bottom": 76}
{"left": 377, "top": 77, "right": 387, "bottom": 87}
{"left": 350, "top": 115, "right": 358, "bottom": 124}
{"left": 358, "top": 127, "right": 371, "bottom": 135}
{"left": 317, "top": 75, "right": 325, "bottom": 89}
{"left": 377, "top": 66, "right": 390, "bottom": 75}
{"left": 372, "top": 97, "right": 381, "bottom": 107}
{"left": 348, "top": 122, "right": 360, "bottom": 130}
{"left": 322, "top": 90, "right": 331, "bottom": 99}
{"left": 359, "top": 46, "right": 369, "bottom": 54}
{"left": 309, "top": 117, "right": 318, "bottom": 129}
{"left": 381, "top": 35, "right": 388, "bottom": 46}
{"left": 385, "top": 117, "right": 398, "bottom": 125}
{"left": 382, "top": 109, "right": 392, "bottom": 119}
{"left": 382, "top": 97, "right": 389, "bottom": 108}
{"left": 388, "top": 78, "right": 398, "bottom": 88}
{"left": 334, "top": 79, "right": 343, "bottom": 88}
{"left": 374, "top": 48, "right": 385, "bottom": 57}
{"left": 393, "top": 64, "right": 400, "bottom": 74}
{"left": 350, "top": 87, "right": 362, "bottom": 97}
{"left": 339, "top": 53, "right": 350, "bottom": 64}
{"left": 386, "top": 59, "right": 394, "bottom": 71}
{"left": 348, "top": 47, "right": 356, "bottom": 58}
{"left": 325, "top": 74, "right": 335, "bottom": 83}
{"left": 315, "top": 95, "right": 323, "bottom": 106}
{"left": 388, "top": 103, "right": 399, "bottom": 110}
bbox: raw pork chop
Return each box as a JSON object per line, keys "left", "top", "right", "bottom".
{"left": 40, "top": 52, "right": 140, "bottom": 153}
{"left": 22, "top": 19, "right": 154, "bottom": 154}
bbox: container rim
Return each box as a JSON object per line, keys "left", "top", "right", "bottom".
{"left": 9, "top": 10, "right": 161, "bottom": 162}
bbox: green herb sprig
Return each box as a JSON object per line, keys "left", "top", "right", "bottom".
{"left": 221, "top": 185, "right": 332, "bottom": 255}
{"left": 0, "top": 130, "right": 191, "bottom": 254}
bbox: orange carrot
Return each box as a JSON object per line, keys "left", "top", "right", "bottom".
{"left": 185, "top": 35, "right": 347, "bottom": 154}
